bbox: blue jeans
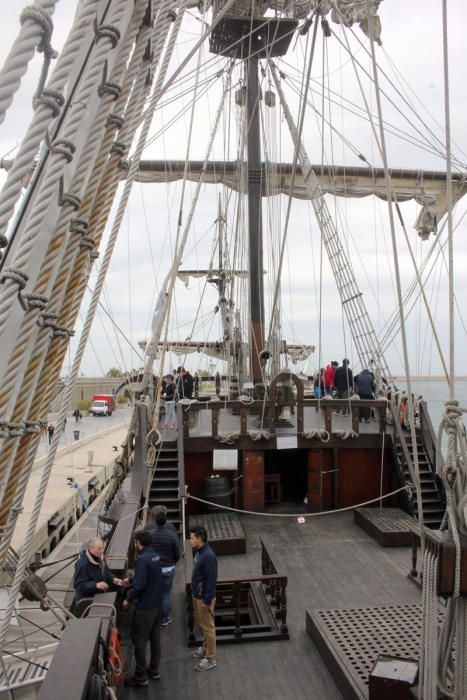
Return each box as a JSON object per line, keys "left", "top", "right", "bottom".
{"left": 161, "top": 568, "right": 175, "bottom": 622}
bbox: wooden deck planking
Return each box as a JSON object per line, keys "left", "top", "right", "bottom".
{"left": 123, "top": 510, "right": 420, "bottom": 700}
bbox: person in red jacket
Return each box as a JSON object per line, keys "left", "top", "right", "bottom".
{"left": 324, "top": 361, "right": 338, "bottom": 395}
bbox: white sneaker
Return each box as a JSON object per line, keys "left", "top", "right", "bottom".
{"left": 192, "top": 647, "right": 205, "bottom": 658}
{"left": 195, "top": 658, "right": 216, "bottom": 672}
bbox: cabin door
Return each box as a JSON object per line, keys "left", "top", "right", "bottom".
{"left": 265, "top": 449, "right": 308, "bottom": 505}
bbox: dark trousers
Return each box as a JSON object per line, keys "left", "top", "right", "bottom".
{"left": 131, "top": 607, "right": 161, "bottom": 677}
{"left": 358, "top": 393, "right": 372, "bottom": 420}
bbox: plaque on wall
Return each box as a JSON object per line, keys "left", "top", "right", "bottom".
{"left": 213, "top": 449, "right": 238, "bottom": 470}
{"left": 277, "top": 435, "right": 298, "bottom": 450}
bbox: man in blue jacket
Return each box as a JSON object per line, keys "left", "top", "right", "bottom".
{"left": 190, "top": 525, "right": 218, "bottom": 672}
{"left": 123, "top": 529, "right": 163, "bottom": 687}
{"left": 144, "top": 505, "right": 180, "bottom": 626}
{"left": 73, "top": 538, "right": 122, "bottom": 604}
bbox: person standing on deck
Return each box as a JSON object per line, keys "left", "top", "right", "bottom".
{"left": 47, "top": 424, "right": 55, "bottom": 444}
{"left": 190, "top": 526, "right": 218, "bottom": 672}
{"left": 144, "top": 505, "right": 181, "bottom": 626}
{"left": 324, "top": 361, "right": 338, "bottom": 395}
{"left": 333, "top": 359, "right": 353, "bottom": 415}
{"left": 161, "top": 373, "right": 177, "bottom": 428}
{"left": 123, "top": 529, "right": 163, "bottom": 687}
{"left": 175, "top": 366, "right": 194, "bottom": 400}
{"left": 354, "top": 368, "right": 376, "bottom": 422}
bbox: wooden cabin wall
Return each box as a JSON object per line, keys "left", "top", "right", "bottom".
{"left": 307, "top": 450, "right": 335, "bottom": 509}
{"left": 185, "top": 453, "right": 213, "bottom": 514}
{"left": 337, "top": 448, "right": 390, "bottom": 507}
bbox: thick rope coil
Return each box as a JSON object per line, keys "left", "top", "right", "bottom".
{"left": 0, "top": 268, "right": 28, "bottom": 289}
{"left": 249, "top": 430, "right": 271, "bottom": 441}
{"left": 238, "top": 394, "right": 254, "bottom": 404}
{"left": 60, "top": 191, "right": 82, "bottom": 210}
{"left": 52, "top": 324, "right": 74, "bottom": 338}
{"left": 69, "top": 217, "right": 89, "bottom": 235}
{"left": 146, "top": 445, "right": 157, "bottom": 467}
{"left": 33, "top": 86, "right": 64, "bottom": 115}
{"left": 336, "top": 429, "right": 358, "bottom": 440}
{"left": 46, "top": 136, "right": 75, "bottom": 162}
{"left": 107, "top": 113, "right": 124, "bottom": 129}
{"left": 98, "top": 79, "right": 122, "bottom": 100}
{"left": 215, "top": 432, "right": 239, "bottom": 445}
{"left": 0, "top": 421, "right": 27, "bottom": 438}
{"left": 21, "top": 5, "right": 58, "bottom": 107}
{"left": 80, "top": 235, "right": 96, "bottom": 250}
{"left": 20, "top": 6, "right": 54, "bottom": 53}
{"left": 146, "top": 429, "right": 161, "bottom": 447}
{"left": 24, "top": 292, "right": 48, "bottom": 311}
{"left": 110, "top": 140, "right": 127, "bottom": 156}
{"left": 94, "top": 22, "right": 121, "bottom": 48}
{"left": 24, "top": 420, "right": 42, "bottom": 435}
{"left": 36, "top": 310, "right": 58, "bottom": 327}
{"left": 303, "top": 429, "right": 330, "bottom": 443}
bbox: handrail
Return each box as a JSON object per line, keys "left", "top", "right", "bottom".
{"left": 390, "top": 401, "right": 417, "bottom": 489}
{"left": 180, "top": 397, "right": 388, "bottom": 439}
{"left": 418, "top": 400, "right": 441, "bottom": 472}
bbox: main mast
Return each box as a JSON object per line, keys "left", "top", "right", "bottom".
{"left": 209, "top": 5, "right": 297, "bottom": 386}
{"left": 245, "top": 55, "right": 264, "bottom": 384}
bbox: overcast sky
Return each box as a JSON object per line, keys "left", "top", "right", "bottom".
{"left": 1, "top": 0, "right": 467, "bottom": 382}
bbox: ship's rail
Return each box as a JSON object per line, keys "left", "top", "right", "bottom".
{"left": 180, "top": 397, "right": 388, "bottom": 445}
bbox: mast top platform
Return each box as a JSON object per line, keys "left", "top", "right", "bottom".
{"left": 209, "top": 17, "right": 298, "bottom": 58}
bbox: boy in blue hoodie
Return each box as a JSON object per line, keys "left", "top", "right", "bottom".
{"left": 190, "top": 525, "right": 218, "bottom": 672}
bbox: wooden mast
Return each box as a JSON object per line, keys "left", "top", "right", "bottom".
{"left": 245, "top": 55, "right": 265, "bottom": 385}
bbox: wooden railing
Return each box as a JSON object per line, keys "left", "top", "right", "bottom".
{"left": 181, "top": 397, "right": 388, "bottom": 441}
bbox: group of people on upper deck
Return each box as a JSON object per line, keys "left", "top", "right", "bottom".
{"left": 314, "top": 359, "right": 376, "bottom": 421}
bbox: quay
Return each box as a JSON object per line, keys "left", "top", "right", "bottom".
{"left": 11, "top": 408, "right": 133, "bottom": 560}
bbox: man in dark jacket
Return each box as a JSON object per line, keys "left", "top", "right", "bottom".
{"left": 333, "top": 358, "right": 353, "bottom": 415}
{"left": 123, "top": 530, "right": 164, "bottom": 687}
{"left": 176, "top": 366, "right": 194, "bottom": 400}
{"left": 190, "top": 526, "right": 217, "bottom": 672}
{"left": 73, "top": 538, "right": 122, "bottom": 604}
{"left": 355, "top": 368, "right": 376, "bottom": 422}
{"left": 144, "top": 505, "right": 180, "bottom": 625}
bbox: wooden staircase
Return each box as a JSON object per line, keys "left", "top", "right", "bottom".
{"left": 148, "top": 440, "right": 182, "bottom": 535}
{"left": 393, "top": 425, "right": 445, "bottom": 529}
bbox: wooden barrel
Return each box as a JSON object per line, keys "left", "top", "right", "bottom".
{"left": 202, "top": 475, "right": 231, "bottom": 513}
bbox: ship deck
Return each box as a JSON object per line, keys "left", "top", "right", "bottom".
{"left": 122, "top": 508, "right": 421, "bottom": 700}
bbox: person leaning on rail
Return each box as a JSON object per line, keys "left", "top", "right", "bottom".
{"left": 73, "top": 537, "right": 123, "bottom": 607}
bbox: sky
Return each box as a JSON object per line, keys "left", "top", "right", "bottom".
{"left": 1, "top": 0, "right": 467, "bottom": 384}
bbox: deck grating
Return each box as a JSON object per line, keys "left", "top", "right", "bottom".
{"left": 354, "top": 507, "right": 418, "bottom": 546}
{"left": 189, "top": 513, "right": 246, "bottom": 554}
{"left": 307, "top": 603, "right": 444, "bottom": 700}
